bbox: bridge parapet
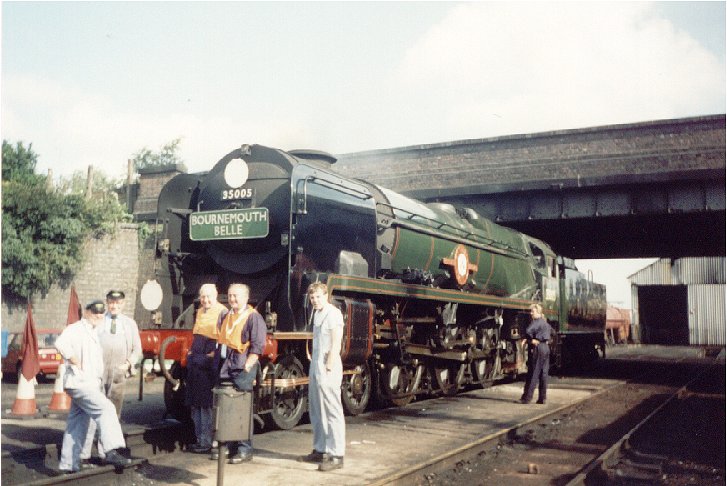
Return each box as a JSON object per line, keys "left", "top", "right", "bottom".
{"left": 334, "top": 115, "right": 725, "bottom": 199}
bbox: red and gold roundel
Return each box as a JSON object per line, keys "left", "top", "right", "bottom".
{"left": 442, "top": 244, "right": 478, "bottom": 287}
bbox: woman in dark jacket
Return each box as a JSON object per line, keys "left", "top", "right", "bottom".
{"left": 185, "top": 284, "right": 227, "bottom": 453}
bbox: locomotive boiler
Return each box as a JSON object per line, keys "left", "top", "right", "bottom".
{"left": 139, "top": 144, "right": 606, "bottom": 428}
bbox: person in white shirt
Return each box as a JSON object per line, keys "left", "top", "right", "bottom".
{"left": 298, "top": 283, "right": 346, "bottom": 472}
{"left": 55, "top": 300, "right": 132, "bottom": 474}
{"left": 81, "top": 289, "right": 142, "bottom": 463}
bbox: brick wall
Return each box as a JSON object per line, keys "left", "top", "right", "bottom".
{"left": 1, "top": 164, "right": 188, "bottom": 334}
{"left": 1, "top": 224, "right": 142, "bottom": 333}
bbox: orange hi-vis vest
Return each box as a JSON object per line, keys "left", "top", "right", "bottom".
{"left": 218, "top": 305, "right": 257, "bottom": 353}
{"left": 193, "top": 302, "right": 226, "bottom": 340}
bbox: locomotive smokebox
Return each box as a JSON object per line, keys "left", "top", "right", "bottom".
{"left": 194, "top": 145, "right": 296, "bottom": 274}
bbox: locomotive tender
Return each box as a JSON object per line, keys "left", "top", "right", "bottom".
{"left": 139, "top": 144, "right": 606, "bottom": 428}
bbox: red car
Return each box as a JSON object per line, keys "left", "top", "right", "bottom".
{"left": 1, "top": 328, "right": 63, "bottom": 382}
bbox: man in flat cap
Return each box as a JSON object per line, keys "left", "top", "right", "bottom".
{"left": 55, "top": 301, "right": 132, "bottom": 473}
{"left": 81, "top": 290, "right": 141, "bottom": 464}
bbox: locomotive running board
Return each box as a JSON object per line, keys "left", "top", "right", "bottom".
{"left": 327, "top": 274, "right": 534, "bottom": 310}
{"left": 260, "top": 369, "right": 359, "bottom": 389}
{"left": 405, "top": 344, "right": 467, "bottom": 361}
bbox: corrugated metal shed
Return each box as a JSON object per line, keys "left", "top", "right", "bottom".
{"left": 675, "top": 257, "right": 726, "bottom": 285}
{"left": 628, "top": 259, "right": 674, "bottom": 285}
{"left": 629, "top": 257, "right": 726, "bottom": 286}
{"left": 629, "top": 257, "right": 725, "bottom": 346}
{"left": 688, "top": 285, "right": 726, "bottom": 346}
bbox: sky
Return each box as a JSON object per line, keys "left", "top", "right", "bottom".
{"left": 2, "top": 1, "right": 725, "bottom": 308}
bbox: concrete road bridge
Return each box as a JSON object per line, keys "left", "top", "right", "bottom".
{"left": 334, "top": 115, "right": 725, "bottom": 259}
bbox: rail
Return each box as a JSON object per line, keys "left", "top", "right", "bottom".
{"left": 564, "top": 361, "right": 721, "bottom": 486}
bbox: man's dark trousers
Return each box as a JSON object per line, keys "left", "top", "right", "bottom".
{"left": 522, "top": 342, "right": 550, "bottom": 402}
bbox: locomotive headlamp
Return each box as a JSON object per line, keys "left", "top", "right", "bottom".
{"left": 224, "top": 159, "right": 249, "bottom": 188}
{"left": 140, "top": 279, "right": 163, "bottom": 311}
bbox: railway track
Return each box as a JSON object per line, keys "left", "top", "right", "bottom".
{"left": 2, "top": 349, "right": 722, "bottom": 486}
{"left": 1, "top": 418, "right": 191, "bottom": 485}
{"left": 380, "top": 356, "right": 724, "bottom": 486}
{"left": 573, "top": 362, "right": 725, "bottom": 485}
{"left": 567, "top": 365, "right": 724, "bottom": 486}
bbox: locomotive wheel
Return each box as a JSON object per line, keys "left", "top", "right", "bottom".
{"left": 472, "top": 353, "right": 502, "bottom": 388}
{"left": 266, "top": 355, "right": 307, "bottom": 430}
{"left": 341, "top": 362, "right": 371, "bottom": 416}
{"left": 433, "top": 364, "right": 458, "bottom": 396}
{"left": 489, "top": 352, "right": 502, "bottom": 381}
{"left": 381, "top": 364, "right": 415, "bottom": 407}
{"left": 472, "top": 359, "right": 488, "bottom": 385}
{"left": 163, "top": 362, "right": 191, "bottom": 423}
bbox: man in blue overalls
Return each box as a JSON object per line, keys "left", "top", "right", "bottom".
{"left": 520, "top": 303, "right": 551, "bottom": 405}
{"left": 214, "top": 283, "right": 266, "bottom": 464}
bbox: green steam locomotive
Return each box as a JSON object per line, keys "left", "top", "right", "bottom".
{"left": 139, "top": 144, "right": 606, "bottom": 428}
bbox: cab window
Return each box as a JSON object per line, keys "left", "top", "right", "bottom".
{"left": 529, "top": 243, "right": 547, "bottom": 271}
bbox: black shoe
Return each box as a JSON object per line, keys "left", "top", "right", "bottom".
{"left": 318, "top": 455, "right": 344, "bottom": 472}
{"left": 188, "top": 444, "right": 212, "bottom": 454}
{"left": 228, "top": 451, "right": 253, "bottom": 464}
{"left": 518, "top": 398, "right": 531, "bottom": 404}
{"left": 297, "top": 450, "right": 327, "bottom": 463}
{"left": 536, "top": 399, "right": 546, "bottom": 404}
{"left": 104, "top": 449, "right": 133, "bottom": 467}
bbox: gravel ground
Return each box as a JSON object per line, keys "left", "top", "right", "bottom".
{"left": 630, "top": 364, "right": 725, "bottom": 486}
{"left": 420, "top": 359, "right": 725, "bottom": 486}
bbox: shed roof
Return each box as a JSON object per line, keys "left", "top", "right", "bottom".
{"left": 628, "top": 257, "right": 725, "bottom": 285}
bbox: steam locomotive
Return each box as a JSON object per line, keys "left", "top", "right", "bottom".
{"left": 138, "top": 144, "right": 606, "bottom": 429}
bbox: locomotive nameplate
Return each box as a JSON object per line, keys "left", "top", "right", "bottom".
{"left": 189, "top": 208, "right": 269, "bottom": 240}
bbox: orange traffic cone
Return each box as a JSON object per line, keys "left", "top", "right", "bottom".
{"left": 47, "top": 363, "right": 71, "bottom": 412}
{"left": 12, "top": 302, "right": 40, "bottom": 417}
{"left": 10, "top": 373, "right": 39, "bottom": 417}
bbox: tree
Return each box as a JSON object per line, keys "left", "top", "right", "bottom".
{"left": 131, "top": 138, "right": 185, "bottom": 171}
{"left": 56, "top": 167, "right": 124, "bottom": 200}
{"left": 2, "top": 140, "right": 130, "bottom": 302}
{"left": 2, "top": 141, "right": 43, "bottom": 185}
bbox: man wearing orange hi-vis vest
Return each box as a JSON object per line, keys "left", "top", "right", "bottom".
{"left": 212, "top": 283, "right": 266, "bottom": 464}
{"left": 185, "top": 284, "right": 228, "bottom": 454}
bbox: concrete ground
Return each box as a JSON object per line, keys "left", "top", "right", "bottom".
{"left": 129, "top": 376, "right": 619, "bottom": 486}
{"left": 2, "top": 344, "right": 722, "bottom": 485}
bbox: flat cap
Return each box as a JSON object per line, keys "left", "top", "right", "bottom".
{"left": 106, "top": 290, "right": 125, "bottom": 300}
{"left": 85, "top": 300, "right": 106, "bottom": 314}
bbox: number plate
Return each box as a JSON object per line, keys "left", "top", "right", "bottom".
{"left": 189, "top": 208, "right": 269, "bottom": 241}
{"left": 221, "top": 188, "right": 255, "bottom": 201}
